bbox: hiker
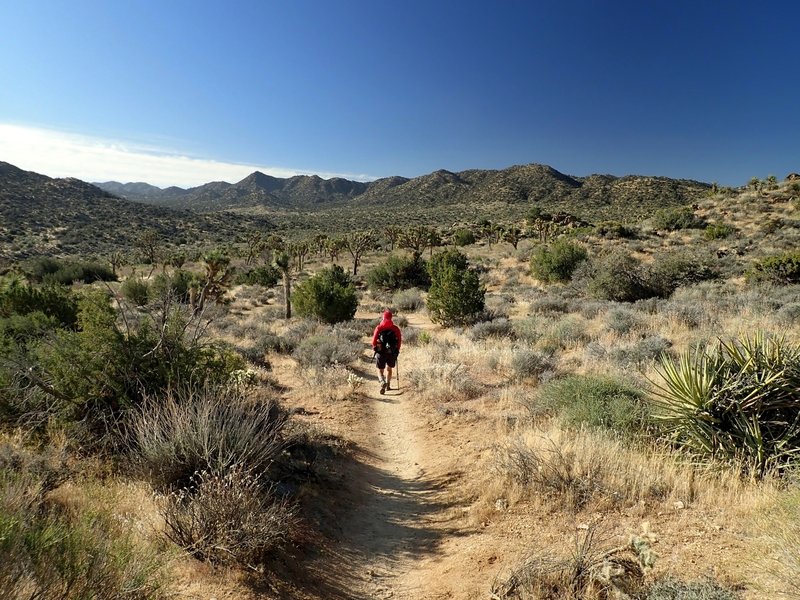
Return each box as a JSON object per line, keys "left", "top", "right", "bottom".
{"left": 372, "top": 310, "right": 402, "bottom": 395}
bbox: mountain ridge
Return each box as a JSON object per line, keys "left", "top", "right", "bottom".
{"left": 94, "top": 162, "right": 711, "bottom": 217}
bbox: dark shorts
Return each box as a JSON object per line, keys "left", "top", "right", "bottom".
{"left": 375, "top": 351, "right": 397, "bottom": 369}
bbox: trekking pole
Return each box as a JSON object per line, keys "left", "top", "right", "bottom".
{"left": 396, "top": 355, "right": 400, "bottom": 390}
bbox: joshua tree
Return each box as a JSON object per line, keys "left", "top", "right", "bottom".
{"left": 275, "top": 251, "right": 292, "bottom": 319}
{"left": 341, "top": 230, "right": 377, "bottom": 276}
{"left": 190, "top": 249, "right": 234, "bottom": 315}
{"left": 502, "top": 225, "right": 523, "bottom": 250}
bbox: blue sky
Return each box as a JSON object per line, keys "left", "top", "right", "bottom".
{"left": 1, "top": 0, "right": 797, "bottom": 187}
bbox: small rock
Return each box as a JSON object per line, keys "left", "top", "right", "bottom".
{"left": 673, "top": 500, "right": 685, "bottom": 510}
{"left": 577, "top": 523, "right": 589, "bottom": 530}
{"left": 495, "top": 498, "right": 509, "bottom": 511}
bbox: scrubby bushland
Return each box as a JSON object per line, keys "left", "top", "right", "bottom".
{"left": 392, "top": 287, "right": 425, "bottom": 311}
{"left": 292, "top": 264, "right": 358, "bottom": 324}
{"left": 1, "top": 287, "right": 243, "bottom": 449}
{"left": 534, "top": 374, "right": 650, "bottom": 436}
{"left": 746, "top": 251, "right": 800, "bottom": 285}
{"left": 582, "top": 250, "right": 715, "bottom": 302}
{"left": 426, "top": 248, "right": 485, "bottom": 326}
{"left": 23, "top": 257, "right": 117, "bottom": 285}
{"left": 234, "top": 264, "right": 280, "bottom": 288}
{"left": 150, "top": 269, "right": 194, "bottom": 303}
{"left": 583, "top": 251, "right": 652, "bottom": 302}
{"left": 366, "top": 252, "right": 430, "bottom": 291}
{"left": 452, "top": 228, "right": 476, "bottom": 246}
{"left": 652, "top": 332, "right": 800, "bottom": 476}
{"left": 704, "top": 222, "right": 735, "bottom": 240}
{"left": 647, "top": 251, "right": 717, "bottom": 298}
{"left": 0, "top": 276, "right": 78, "bottom": 328}
{"left": 595, "top": 220, "right": 636, "bottom": 239}
{"left": 652, "top": 206, "right": 705, "bottom": 231}
{"left": 120, "top": 276, "right": 150, "bottom": 306}
{"left": 529, "top": 239, "right": 588, "bottom": 283}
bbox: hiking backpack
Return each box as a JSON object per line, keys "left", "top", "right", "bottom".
{"left": 378, "top": 328, "right": 398, "bottom": 353}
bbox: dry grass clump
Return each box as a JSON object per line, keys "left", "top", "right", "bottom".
{"left": 128, "top": 385, "right": 287, "bottom": 490}
{"left": 162, "top": 467, "right": 296, "bottom": 570}
{"left": 494, "top": 423, "right": 751, "bottom": 512}
{"left": 490, "top": 526, "right": 655, "bottom": 600}
{"left": 759, "top": 488, "right": 800, "bottom": 599}
{"left": 407, "top": 360, "right": 485, "bottom": 402}
{"left": 392, "top": 287, "right": 425, "bottom": 311}
{"left": 0, "top": 438, "right": 168, "bottom": 599}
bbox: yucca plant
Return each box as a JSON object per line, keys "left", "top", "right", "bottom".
{"left": 651, "top": 332, "right": 800, "bottom": 476}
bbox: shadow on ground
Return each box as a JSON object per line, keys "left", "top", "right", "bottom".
{"left": 261, "top": 441, "right": 466, "bottom": 600}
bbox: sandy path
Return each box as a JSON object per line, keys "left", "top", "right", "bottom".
{"left": 328, "top": 312, "right": 476, "bottom": 600}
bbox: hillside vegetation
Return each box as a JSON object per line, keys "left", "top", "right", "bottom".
{"left": 2, "top": 165, "right": 800, "bottom": 599}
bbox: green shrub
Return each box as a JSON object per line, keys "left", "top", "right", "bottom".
{"left": 452, "top": 228, "right": 476, "bottom": 246}
{"left": 747, "top": 252, "right": 800, "bottom": 285}
{"left": 234, "top": 264, "right": 280, "bottom": 288}
{"left": 536, "top": 374, "right": 649, "bottom": 436}
{"left": 648, "top": 251, "right": 717, "bottom": 297}
{"left": 150, "top": 269, "right": 194, "bottom": 303}
{"left": 22, "top": 291, "right": 244, "bottom": 448}
{"left": 704, "top": 222, "right": 735, "bottom": 240}
{"left": 652, "top": 332, "right": 800, "bottom": 476}
{"left": 292, "top": 265, "right": 358, "bottom": 324}
{"left": 585, "top": 251, "right": 653, "bottom": 302}
{"left": 121, "top": 277, "right": 150, "bottom": 306}
{"left": 366, "top": 253, "right": 430, "bottom": 291}
{"left": 596, "top": 220, "right": 636, "bottom": 239}
{"left": 529, "top": 239, "right": 588, "bottom": 283}
{"left": 426, "top": 249, "right": 485, "bottom": 326}
{"left": 24, "top": 258, "right": 117, "bottom": 285}
{"left": 652, "top": 206, "right": 705, "bottom": 231}
{"left": 0, "top": 277, "right": 78, "bottom": 327}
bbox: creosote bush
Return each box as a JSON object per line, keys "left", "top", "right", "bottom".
{"left": 529, "top": 239, "right": 588, "bottom": 283}
{"left": 426, "top": 248, "right": 485, "bottom": 326}
{"left": 292, "top": 264, "right": 358, "bottom": 324}
{"left": 366, "top": 253, "right": 430, "bottom": 291}
{"left": 746, "top": 251, "right": 800, "bottom": 285}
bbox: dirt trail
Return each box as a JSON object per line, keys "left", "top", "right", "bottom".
{"left": 328, "top": 312, "right": 481, "bottom": 600}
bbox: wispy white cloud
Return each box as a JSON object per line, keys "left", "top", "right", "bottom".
{"left": 0, "top": 123, "right": 375, "bottom": 188}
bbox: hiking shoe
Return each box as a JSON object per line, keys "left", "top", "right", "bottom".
{"left": 379, "top": 380, "right": 386, "bottom": 395}
{"left": 385, "top": 381, "right": 391, "bottom": 391}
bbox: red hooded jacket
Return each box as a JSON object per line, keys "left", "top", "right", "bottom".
{"left": 371, "top": 311, "right": 402, "bottom": 353}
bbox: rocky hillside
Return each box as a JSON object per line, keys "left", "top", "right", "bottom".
{"left": 0, "top": 162, "right": 274, "bottom": 261}
{"left": 97, "top": 163, "right": 711, "bottom": 221}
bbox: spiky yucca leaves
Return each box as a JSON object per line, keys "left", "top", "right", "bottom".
{"left": 652, "top": 332, "right": 800, "bottom": 476}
